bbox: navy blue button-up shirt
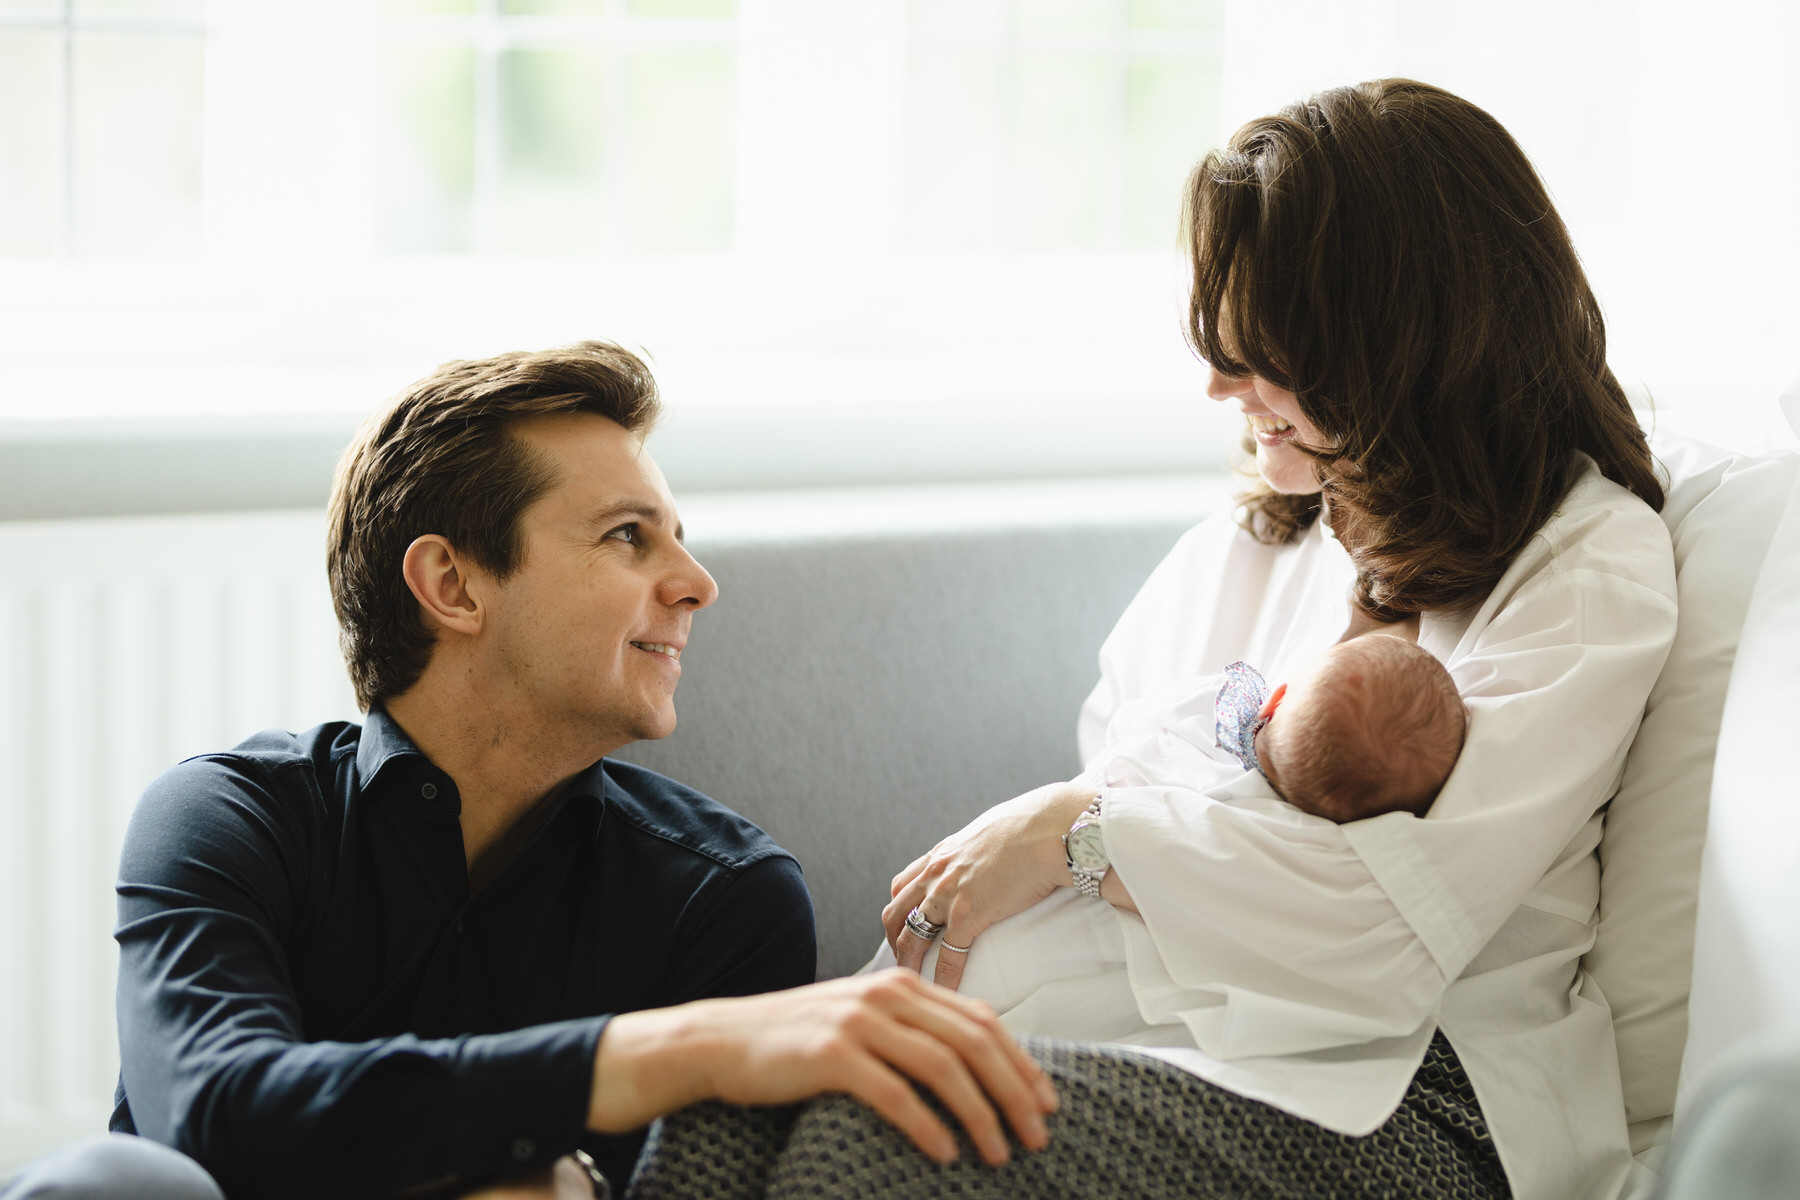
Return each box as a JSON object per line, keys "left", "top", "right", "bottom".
{"left": 110, "top": 711, "right": 815, "bottom": 1199}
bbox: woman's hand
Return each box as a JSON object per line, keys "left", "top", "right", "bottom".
{"left": 882, "top": 782, "right": 1098, "bottom": 992}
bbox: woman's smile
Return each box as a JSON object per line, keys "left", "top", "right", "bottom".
{"left": 1246, "top": 413, "right": 1296, "bottom": 446}
{"left": 1206, "top": 366, "right": 1322, "bottom": 494}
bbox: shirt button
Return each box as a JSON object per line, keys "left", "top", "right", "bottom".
{"left": 421, "top": 782, "right": 438, "bottom": 799}
{"left": 510, "top": 1137, "right": 535, "bottom": 1162}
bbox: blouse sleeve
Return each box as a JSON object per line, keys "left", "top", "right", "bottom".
{"left": 1096, "top": 471, "right": 1678, "bottom": 1060}
{"left": 1079, "top": 511, "right": 1258, "bottom": 764}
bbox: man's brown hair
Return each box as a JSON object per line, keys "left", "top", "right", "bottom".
{"left": 1185, "top": 78, "right": 1663, "bottom": 620}
{"left": 327, "top": 341, "right": 661, "bottom": 711}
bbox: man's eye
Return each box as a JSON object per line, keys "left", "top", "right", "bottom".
{"left": 603, "top": 524, "right": 637, "bottom": 544}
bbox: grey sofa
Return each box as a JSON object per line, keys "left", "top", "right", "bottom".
{"left": 615, "top": 511, "right": 1197, "bottom": 980}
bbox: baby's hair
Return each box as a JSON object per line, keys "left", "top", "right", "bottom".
{"left": 1275, "top": 637, "right": 1465, "bottom": 821}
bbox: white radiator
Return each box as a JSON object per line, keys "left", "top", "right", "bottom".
{"left": 0, "top": 509, "right": 358, "bottom": 1174}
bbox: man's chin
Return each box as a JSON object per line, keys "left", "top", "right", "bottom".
{"left": 624, "top": 706, "right": 679, "bottom": 746}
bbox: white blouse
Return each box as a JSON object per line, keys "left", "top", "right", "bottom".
{"left": 1059, "top": 457, "right": 1677, "bottom": 1200}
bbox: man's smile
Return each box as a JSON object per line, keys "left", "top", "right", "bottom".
{"left": 630, "top": 641, "right": 683, "bottom": 660}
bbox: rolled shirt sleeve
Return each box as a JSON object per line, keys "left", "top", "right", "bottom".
{"left": 114, "top": 759, "right": 606, "bottom": 1199}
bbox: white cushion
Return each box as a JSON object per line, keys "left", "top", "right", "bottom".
{"left": 1678, "top": 469, "right": 1800, "bottom": 1110}
{"left": 1583, "top": 433, "right": 1800, "bottom": 1151}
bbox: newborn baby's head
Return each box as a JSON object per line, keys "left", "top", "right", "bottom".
{"left": 1251, "top": 636, "right": 1465, "bottom": 822}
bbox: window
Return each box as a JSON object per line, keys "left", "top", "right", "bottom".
{"left": 0, "top": 0, "right": 1795, "bottom": 482}
{"left": 906, "top": 0, "right": 1223, "bottom": 251}
{"left": 376, "top": 0, "right": 737, "bottom": 254}
{"left": 0, "top": 0, "right": 206, "bottom": 257}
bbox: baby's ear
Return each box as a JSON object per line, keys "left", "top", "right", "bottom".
{"left": 1258, "top": 683, "right": 1288, "bottom": 722}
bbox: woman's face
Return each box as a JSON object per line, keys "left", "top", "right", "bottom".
{"left": 1206, "top": 365, "right": 1325, "bottom": 495}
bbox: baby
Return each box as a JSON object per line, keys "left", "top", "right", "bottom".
{"left": 1096, "top": 633, "right": 1466, "bottom": 824}
{"left": 871, "top": 635, "right": 1466, "bottom": 1031}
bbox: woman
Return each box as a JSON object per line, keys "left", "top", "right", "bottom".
{"left": 632, "top": 79, "right": 1676, "bottom": 1200}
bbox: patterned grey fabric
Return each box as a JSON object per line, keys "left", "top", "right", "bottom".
{"left": 627, "top": 1033, "right": 1511, "bottom": 1200}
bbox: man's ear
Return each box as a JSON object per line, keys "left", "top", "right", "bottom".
{"left": 401, "top": 535, "right": 484, "bottom": 638}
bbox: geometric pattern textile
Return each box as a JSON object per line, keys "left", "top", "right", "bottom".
{"left": 627, "top": 1032, "right": 1511, "bottom": 1199}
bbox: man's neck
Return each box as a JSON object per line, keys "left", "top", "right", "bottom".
{"left": 382, "top": 666, "right": 624, "bottom": 890}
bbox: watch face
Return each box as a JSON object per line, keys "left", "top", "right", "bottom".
{"left": 1068, "top": 821, "right": 1107, "bottom": 869}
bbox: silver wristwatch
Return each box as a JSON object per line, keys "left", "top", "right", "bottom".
{"left": 1062, "top": 795, "right": 1109, "bottom": 898}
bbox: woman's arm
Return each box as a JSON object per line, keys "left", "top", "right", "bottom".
{"left": 888, "top": 472, "right": 1677, "bottom": 1053}
{"left": 884, "top": 782, "right": 1099, "bottom": 992}
{"left": 1114, "top": 484, "right": 1678, "bottom": 1054}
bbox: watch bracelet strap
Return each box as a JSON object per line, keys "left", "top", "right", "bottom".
{"left": 1070, "top": 792, "right": 1106, "bottom": 898}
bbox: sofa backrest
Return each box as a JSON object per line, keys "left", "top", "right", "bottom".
{"left": 1677, "top": 462, "right": 1800, "bottom": 1110}
{"left": 1584, "top": 435, "right": 1800, "bottom": 1152}
{"left": 615, "top": 516, "right": 1196, "bottom": 979}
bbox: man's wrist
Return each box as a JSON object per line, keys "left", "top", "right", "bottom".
{"left": 587, "top": 1005, "right": 713, "bottom": 1134}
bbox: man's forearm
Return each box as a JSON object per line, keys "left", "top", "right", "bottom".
{"left": 582, "top": 973, "right": 1059, "bottom": 1168}
{"left": 587, "top": 1005, "right": 715, "bottom": 1134}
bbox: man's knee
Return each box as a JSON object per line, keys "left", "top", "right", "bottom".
{"left": 0, "top": 1134, "right": 224, "bottom": 1200}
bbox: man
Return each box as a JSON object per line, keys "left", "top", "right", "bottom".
{"left": 2, "top": 343, "right": 1053, "bottom": 1200}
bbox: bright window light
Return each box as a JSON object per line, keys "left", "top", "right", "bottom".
{"left": 0, "top": 0, "right": 1795, "bottom": 492}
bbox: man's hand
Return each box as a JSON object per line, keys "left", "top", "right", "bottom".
{"left": 587, "top": 970, "right": 1058, "bottom": 1167}
{"left": 882, "top": 782, "right": 1096, "bottom": 991}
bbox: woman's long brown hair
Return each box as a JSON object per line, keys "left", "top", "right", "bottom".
{"left": 1185, "top": 78, "right": 1662, "bottom": 619}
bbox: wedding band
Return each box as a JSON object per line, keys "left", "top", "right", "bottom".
{"left": 904, "top": 906, "right": 946, "bottom": 941}
{"left": 939, "top": 940, "right": 971, "bottom": 954}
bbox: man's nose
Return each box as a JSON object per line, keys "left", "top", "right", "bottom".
{"left": 663, "top": 544, "right": 719, "bottom": 611}
{"left": 1205, "top": 365, "right": 1253, "bottom": 403}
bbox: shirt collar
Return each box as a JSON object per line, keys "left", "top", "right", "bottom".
{"left": 355, "top": 707, "right": 442, "bottom": 798}
{"left": 356, "top": 707, "right": 613, "bottom": 814}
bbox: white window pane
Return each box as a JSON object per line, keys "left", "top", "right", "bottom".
{"left": 904, "top": 48, "right": 1005, "bottom": 250}
{"left": 378, "top": 0, "right": 475, "bottom": 14}
{"left": 621, "top": 49, "right": 734, "bottom": 251}
{"left": 0, "top": 32, "right": 58, "bottom": 257}
{"left": 378, "top": 44, "right": 474, "bottom": 253}
{"left": 0, "top": 0, "right": 61, "bottom": 17}
{"left": 1128, "top": 0, "right": 1224, "bottom": 33}
{"left": 1125, "top": 57, "right": 1219, "bottom": 246}
{"left": 70, "top": 31, "right": 202, "bottom": 257}
{"left": 74, "top": 0, "right": 204, "bottom": 20}
{"left": 496, "top": 46, "right": 608, "bottom": 254}
{"left": 627, "top": 0, "right": 734, "bottom": 17}
{"left": 500, "top": 0, "right": 605, "bottom": 16}
{"left": 910, "top": 0, "right": 1005, "bottom": 40}
{"left": 1011, "top": 53, "right": 1110, "bottom": 248}
{"left": 1015, "top": 0, "right": 1115, "bottom": 36}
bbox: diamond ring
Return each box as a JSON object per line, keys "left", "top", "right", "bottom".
{"left": 904, "top": 906, "right": 946, "bottom": 941}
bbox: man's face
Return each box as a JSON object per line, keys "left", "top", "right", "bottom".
{"left": 479, "top": 412, "right": 717, "bottom": 756}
